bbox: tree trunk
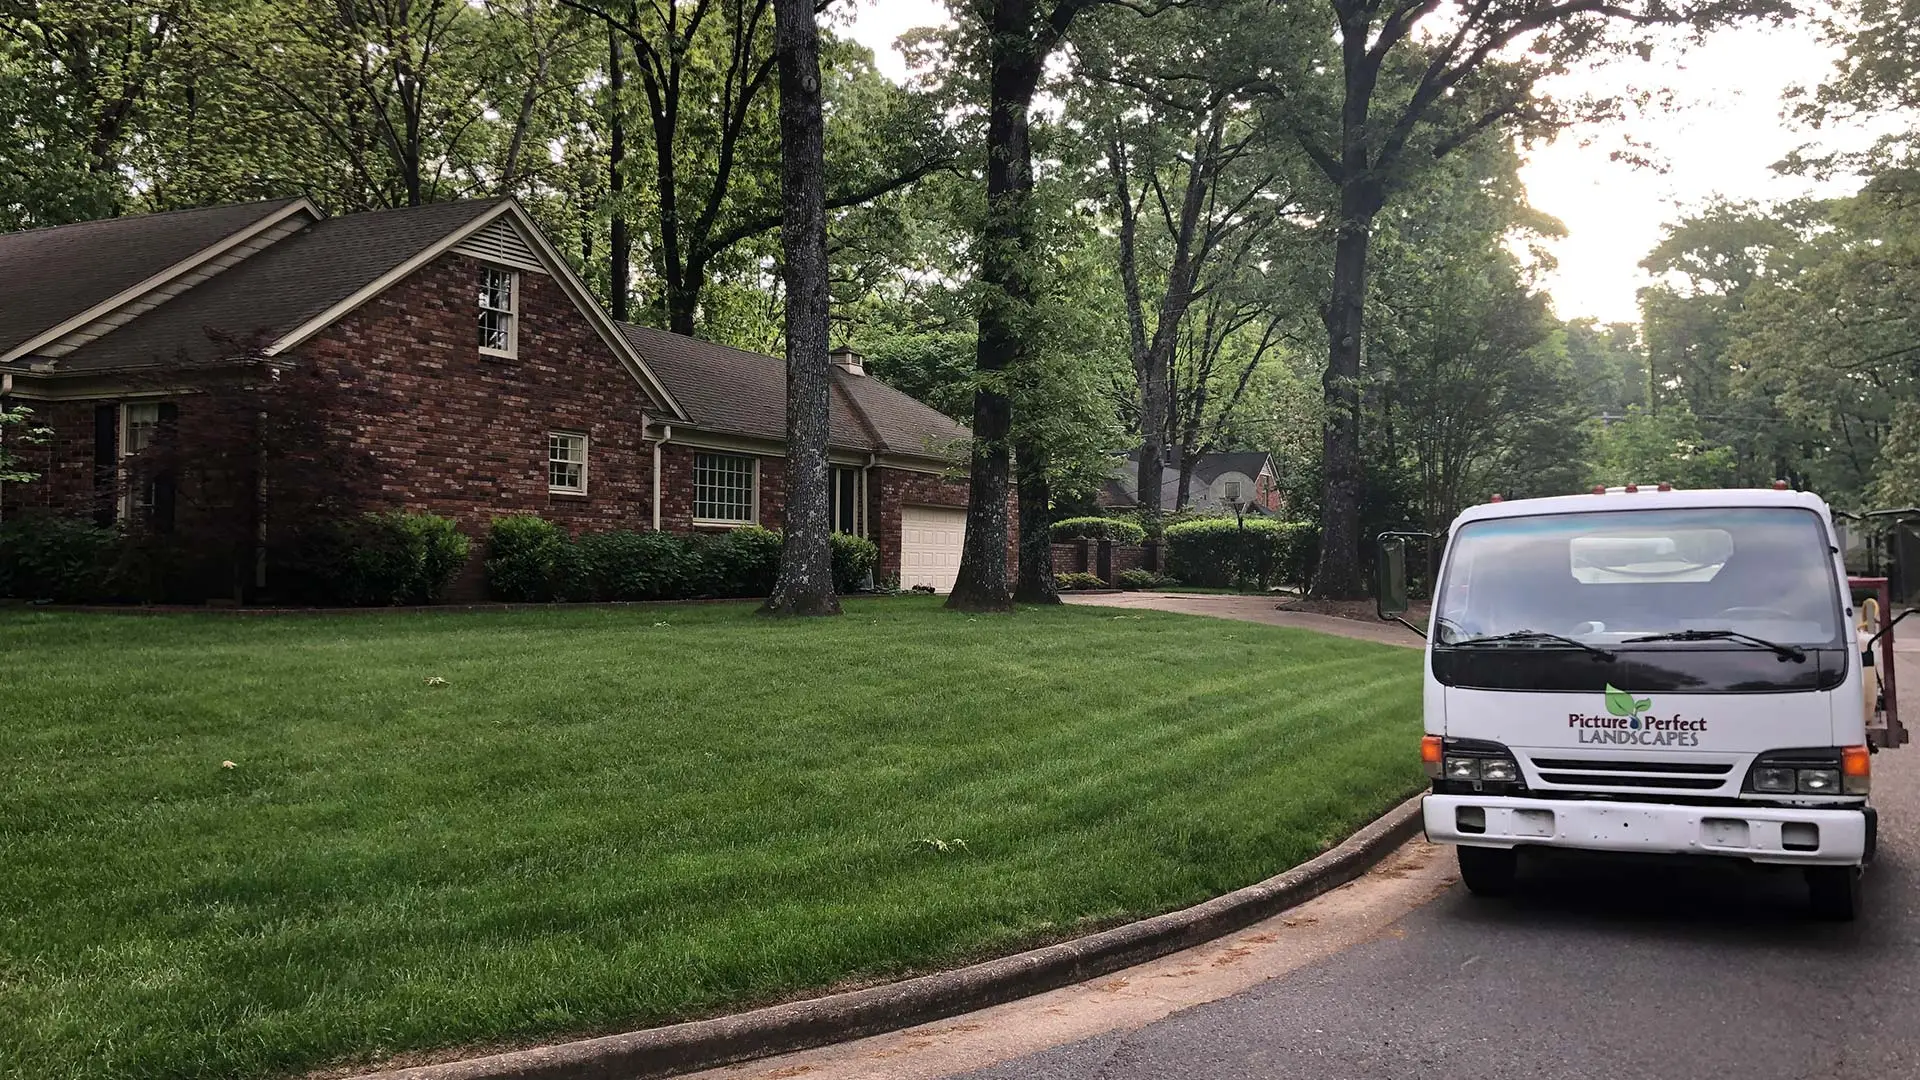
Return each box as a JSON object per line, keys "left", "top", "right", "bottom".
{"left": 608, "top": 25, "right": 630, "bottom": 323}
{"left": 761, "top": 0, "right": 838, "bottom": 617}
{"left": 1312, "top": 206, "right": 1372, "bottom": 598}
{"left": 1012, "top": 439, "right": 1058, "bottom": 603}
{"left": 947, "top": 0, "right": 1049, "bottom": 613}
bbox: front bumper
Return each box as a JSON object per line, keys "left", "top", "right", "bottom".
{"left": 1424, "top": 794, "right": 1867, "bottom": 866}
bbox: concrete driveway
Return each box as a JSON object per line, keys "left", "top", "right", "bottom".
{"left": 1061, "top": 591, "right": 1420, "bottom": 649}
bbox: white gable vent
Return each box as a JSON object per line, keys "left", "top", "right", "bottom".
{"left": 455, "top": 215, "right": 545, "bottom": 274}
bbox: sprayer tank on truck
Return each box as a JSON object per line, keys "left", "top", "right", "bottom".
{"left": 1376, "top": 483, "right": 1910, "bottom": 921}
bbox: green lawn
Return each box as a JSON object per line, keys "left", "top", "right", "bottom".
{"left": 0, "top": 598, "right": 1422, "bottom": 1080}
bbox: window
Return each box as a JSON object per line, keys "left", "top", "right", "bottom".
{"left": 120, "top": 402, "right": 163, "bottom": 517}
{"left": 479, "top": 267, "right": 517, "bottom": 355}
{"left": 831, "top": 466, "right": 863, "bottom": 535}
{"left": 694, "top": 452, "right": 756, "bottom": 523}
{"left": 1223, "top": 479, "right": 1242, "bottom": 503}
{"left": 548, "top": 432, "right": 587, "bottom": 494}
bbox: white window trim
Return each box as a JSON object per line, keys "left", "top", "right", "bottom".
{"left": 831, "top": 465, "right": 866, "bottom": 537}
{"left": 548, "top": 431, "right": 588, "bottom": 495}
{"left": 691, "top": 452, "right": 759, "bottom": 526}
{"left": 480, "top": 266, "right": 519, "bottom": 359}
{"left": 118, "top": 401, "right": 163, "bottom": 521}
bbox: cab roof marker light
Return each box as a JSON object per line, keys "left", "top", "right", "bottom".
{"left": 1591, "top": 485, "right": 1606, "bottom": 494}
{"left": 1774, "top": 480, "right": 1790, "bottom": 490}
{"left": 1657, "top": 482, "right": 1672, "bottom": 492}
{"left": 1489, "top": 493, "right": 1503, "bottom": 502}
{"left": 1624, "top": 483, "right": 1638, "bottom": 493}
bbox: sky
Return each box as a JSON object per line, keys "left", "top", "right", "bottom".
{"left": 842, "top": 1, "right": 1868, "bottom": 325}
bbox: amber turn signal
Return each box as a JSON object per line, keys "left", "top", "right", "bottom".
{"left": 1421, "top": 734, "right": 1444, "bottom": 778}
{"left": 1842, "top": 744, "right": 1871, "bottom": 795}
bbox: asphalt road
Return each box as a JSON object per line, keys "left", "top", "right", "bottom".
{"left": 954, "top": 651, "right": 1920, "bottom": 1080}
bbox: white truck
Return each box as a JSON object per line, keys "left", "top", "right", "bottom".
{"left": 1376, "top": 484, "right": 1909, "bottom": 921}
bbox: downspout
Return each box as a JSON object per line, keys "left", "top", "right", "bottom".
{"left": 652, "top": 420, "right": 671, "bottom": 532}
{"left": 862, "top": 452, "right": 877, "bottom": 590}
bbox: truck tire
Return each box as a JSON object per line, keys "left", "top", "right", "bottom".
{"left": 1806, "top": 866, "right": 1861, "bottom": 922}
{"left": 1457, "top": 845, "right": 1518, "bottom": 897}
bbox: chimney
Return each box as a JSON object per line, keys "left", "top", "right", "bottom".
{"left": 829, "top": 345, "right": 865, "bottom": 376}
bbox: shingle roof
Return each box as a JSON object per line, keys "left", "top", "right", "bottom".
{"left": 0, "top": 199, "right": 305, "bottom": 360}
{"left": 54, "top": 200, "right": 504, "bottom": 373}
{"left": 619, "top": 324, "right": 968, "bottom": 460}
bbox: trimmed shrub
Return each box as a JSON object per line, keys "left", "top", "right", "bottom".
{"left": 1164, "top": 518, "right": 1318, "bottom": 590}
{"left": 1055, "top": 571, "right": 1107, "bottom": 591}
{"left": 291, "top": 512, "right": 470, "bottom": 606}
{"left": 702, "top": 525, "right": 783, "bottom": 598}
{"left": 577, "top": 530, "right": 698, "bottom": 601}
{"left": 1049, "top": 516, "right": 1147, "bottom": 544}
{"left": 1116, "top": 568, "right": 1173, "bottom": 590}
{"left": 486, "top": 515, "right": 574, "bottom": 601}
{"left": 0, "top": 514, "right": 122, "bottom": 602}
{"left": 830, "top": 533, "right": 879, "bottom": 593}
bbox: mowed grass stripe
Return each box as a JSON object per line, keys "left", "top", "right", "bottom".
{"left": 0, "top": 599, "right": 1421, "bottom": 1080}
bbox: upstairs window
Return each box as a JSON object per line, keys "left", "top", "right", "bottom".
{"left": 548, "top": 432, "right": 587, "bottom": 494}
{"left": 479, "top": 267, "right": 517, "bottom": 356}
{"left": 1223, "top": 479, "right": 1242, "bottom": 503}
{"left": 694, "top": 452, "right": 756, "bottom": 523}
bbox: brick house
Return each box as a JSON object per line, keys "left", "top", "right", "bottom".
{"left": 0, "top": 198, "right": 989, "bottom": 599}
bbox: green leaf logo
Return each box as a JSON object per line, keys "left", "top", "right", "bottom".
{"left": 1605, "top": 684, "right": 1640, "bottom": 717}
{"left": 1635, "top": 697, "right": 1652, "bottom": 713}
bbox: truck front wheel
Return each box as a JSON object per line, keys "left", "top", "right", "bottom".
{"left": 1806, "top": 866, "right": 1861, "bottom": 922}
{"left": 1457, "top": 846, "right": 1518, "bottom": 897}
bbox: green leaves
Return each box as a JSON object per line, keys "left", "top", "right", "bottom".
{"left": 1604, "top": 684, "right": 1651, "bottom": 717}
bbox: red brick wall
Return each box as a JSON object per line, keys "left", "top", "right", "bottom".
{"left": 294, "top": 251, "right": 661, "bottom": 547}
{"left": 2, "top": 399, "right": 101, "bottom": 518}
{"left": 655, "top": 442, "right": 785, "bottom": 533}
{"left": 1052, "top": 540, "right": 1089, "bottom": 574}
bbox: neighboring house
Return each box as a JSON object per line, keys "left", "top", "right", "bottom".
{"left": 1099, "top": 449, "right": 1283, "bottom": 515}
{"left": 0, "top": 198, "right": 987, "bottom": 598}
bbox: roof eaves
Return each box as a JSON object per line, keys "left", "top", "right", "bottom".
{"left": 0, "top": 197, "right": 319, "bottom": 366}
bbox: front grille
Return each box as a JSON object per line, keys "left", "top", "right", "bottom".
{"left": 1532, "top": 758, "right": 1733, "bottom": 775}
{"left": 1527, "top": 756, "right": 1735, "bottom": 792}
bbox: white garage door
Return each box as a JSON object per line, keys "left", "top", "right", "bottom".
{"left": 899, "top": 505, "right": 967, "bottom": 593}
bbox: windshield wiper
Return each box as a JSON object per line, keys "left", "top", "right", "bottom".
{"left": 1449, "top": 630, "right": 1616, "bottom": 660}
{"left": 1622, "top": 629, "right": 1806, "bottom": 662}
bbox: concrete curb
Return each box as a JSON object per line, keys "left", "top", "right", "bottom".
{"left": 345, "top": 793, "right": 1427, "bottom": 1080}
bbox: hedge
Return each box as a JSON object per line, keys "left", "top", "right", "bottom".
{"left": 484, "top": 518, "right": 879, "bottom": 602}
{"left": 0, "top": 514, "right": 122, "bottom": 602}
{"left": 1054, "top": 571, "right": 1106, "bottom": 591}
{"left": 1164, "top": 518, "right": 1318, "bottom": 590}
{"left": 1049, "top": 516, "right": 1148, "bottom": 544}
{"left": 286, "top": 511, "right": 471, "bottom": 606}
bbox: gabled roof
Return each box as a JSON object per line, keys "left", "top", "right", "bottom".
{"left": 0, "top": 198, "right": 311, "bottom": 362}
{"left": 620, "top": 324, "right": 968, "bottom": 461}
{"left": 15, "top": 198, "right": 689, "bottom": 420}
{"left": 54, "top": 200, "right": 504, "bottom": 372}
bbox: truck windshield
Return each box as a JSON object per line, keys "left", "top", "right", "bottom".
{"left": 1434, "top": 507, "right": 1844, "bottom": 649}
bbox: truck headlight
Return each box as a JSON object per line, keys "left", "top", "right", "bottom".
{"left": 1445, "top": 757, "right": 1480, "bottom": 780}
{"left": 1750, "top": 767, "right": 1797, "bottom": 793}
{"left": 1479, "top": 758, "right": 1519, "bottom": 782}
{"left": 1797, "top": 768, "right": 1841, "bottom": 794}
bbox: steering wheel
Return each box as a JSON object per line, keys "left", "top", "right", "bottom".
{"left": 1716, "top": 606, "right": 1797, "bottom": 622}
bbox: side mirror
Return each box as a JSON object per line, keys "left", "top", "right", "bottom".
{"left": 1377, "top": 536, "right": 1409, "bottom": 619}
